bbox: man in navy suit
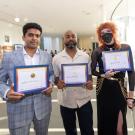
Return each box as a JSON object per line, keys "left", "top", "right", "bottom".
{"left": 0, "top": 22, "right": 54, "bottom": 135}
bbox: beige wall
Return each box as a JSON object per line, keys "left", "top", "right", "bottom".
{"left": 78, "top": 36, "right": 93, "bottom": 50}
{"left": 0, "top": 20, "right": 23, "bottom": 46}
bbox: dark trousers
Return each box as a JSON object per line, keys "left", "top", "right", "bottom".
{"left": 60, "top": 101, "right": 94, "bottom": 135}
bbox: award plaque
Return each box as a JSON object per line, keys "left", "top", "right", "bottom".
{"left": 102, "top": 50, "right": 132, "bottom": 72}
{"left": 14, "top": 65, "right": 49, "bottom": 94}
{"left": 61, "top": 63, "right": 88, "bottom": 86}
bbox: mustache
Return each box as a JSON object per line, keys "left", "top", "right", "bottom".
{"left": 66, "top": 41, "right": 77, "bottom": 45}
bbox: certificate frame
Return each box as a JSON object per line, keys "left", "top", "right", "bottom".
{"left": 102, "top": 50, "right": 132, "bottom": 72}
{"left": 61, "top": 63, "right": 88, "bottom": 87}
{"left": 14, "top": 65, "right": 49, "bottom": 94}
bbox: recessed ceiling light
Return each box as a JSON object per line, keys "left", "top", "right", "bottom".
{"left": 14, "top": 17, "right": 20, "bottom": 22}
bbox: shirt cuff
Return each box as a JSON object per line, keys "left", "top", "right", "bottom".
{"left": 3, "top": 89, "right": 10, "bottom": 101}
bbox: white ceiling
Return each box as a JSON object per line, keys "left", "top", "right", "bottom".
{"left": 0, "top": 0, "right": 134, "bottom": 36}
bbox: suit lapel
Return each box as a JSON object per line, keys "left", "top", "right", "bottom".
{"left": 13, "top": 49, "right": 25, "bottom": 66}
{"left": 39, "top": 50, "right": 45, "bottom": 65}
{"left": 14, "top": 49, "right": 47, "bottom": 66}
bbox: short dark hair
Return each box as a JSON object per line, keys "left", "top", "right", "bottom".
{"left": 23, "top": 22, "right": 42, "bottom": 36}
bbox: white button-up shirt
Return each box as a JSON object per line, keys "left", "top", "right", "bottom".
{"left": 23, "top": 48, "right": 40, "bottom": 65}
{"left": 53, "top": 49, "right": 92, "bottom": 108}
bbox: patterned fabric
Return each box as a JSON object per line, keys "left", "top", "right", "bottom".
{"left": 91, "top": 44, "right": 134, "bottom": 135}
{"left": 9, "top": 113, "right": 51, "bottom": 135}
{"left": 96, "top": 77, "right": 128, "bottom": 99}
{"left": 96, "top": 77, "right": 104, "bottom": 96}
{"left": 0, "top": 48, "right": 53, "bottom": 130}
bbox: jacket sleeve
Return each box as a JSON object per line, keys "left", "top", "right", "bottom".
{"left": 48, "top": 54, "right": 54, "bottom": 85}
{"left": 91, "top": 48, "right": 102, "bottom": 76}
{"left": 127, "top": 45, "right": 135, "bottom": 91}
{"left": 0, "top": 53, "right": 10, "bottom": 98}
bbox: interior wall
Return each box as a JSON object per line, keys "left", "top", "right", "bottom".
{"left": 78, "top": 36, "right": 93, "bottom": 50}
{"left": 0, "top": 20, "right": 23, "bottom": 46}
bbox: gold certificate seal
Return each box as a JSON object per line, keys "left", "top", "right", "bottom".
{"left": 31, "top": 73, "right": 36, "bottom": 78}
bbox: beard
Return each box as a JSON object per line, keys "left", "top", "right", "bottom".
{"left": 65, "top": 41, "right": 77, "bottom": 49}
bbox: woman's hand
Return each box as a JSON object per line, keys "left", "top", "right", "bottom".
{"left": 104, "top": 70, "right": 116, "bottom": 78}
{"left": 127, "top": 91, "right": 135, "bottom": 109}
{"left": 127, "top": 98, "right": 134, "bottom": 109}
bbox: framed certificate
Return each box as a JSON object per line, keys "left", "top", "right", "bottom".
{"left": 14, "top": 65, "right": 49, "bottom": 94}
{"left": 61, "top": 63, "right": 88, "bottom": 86}
{"left": 102, "top": 50, "right": 132, "bottom": 72}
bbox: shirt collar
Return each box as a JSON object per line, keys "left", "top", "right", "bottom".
{"left": 23, "top": 47, "right": 40, "bottom": 55}
{"left": 61, "top": 48, "right": 83, "bottom": 57}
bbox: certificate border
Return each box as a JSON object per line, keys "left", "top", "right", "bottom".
{"left": 61, "top": 63, "right": 88, "bottom": 87}
{"left": 102, "top": 50, "right": 132, "bottom": 72}
{"left": 14, "top": 65, "right": 49, "bottom": 94}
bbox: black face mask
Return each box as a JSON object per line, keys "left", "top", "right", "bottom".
{"left": 101, "top": 33, "right": 113, "bottom": 43}
{"left": 65, "top": 41, "right": 77, "bottom": 49}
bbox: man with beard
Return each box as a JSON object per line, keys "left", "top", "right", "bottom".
{"left": 52, "top": 30, "right": 94, "bottom": 135}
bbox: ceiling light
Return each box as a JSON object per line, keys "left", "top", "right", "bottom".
{"left": 14, "top": 17, "right": 20, "bottom": 22}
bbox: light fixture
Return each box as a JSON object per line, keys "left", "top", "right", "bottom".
{"left": 14, "top": 17, "right": 20, "bottom": 22}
